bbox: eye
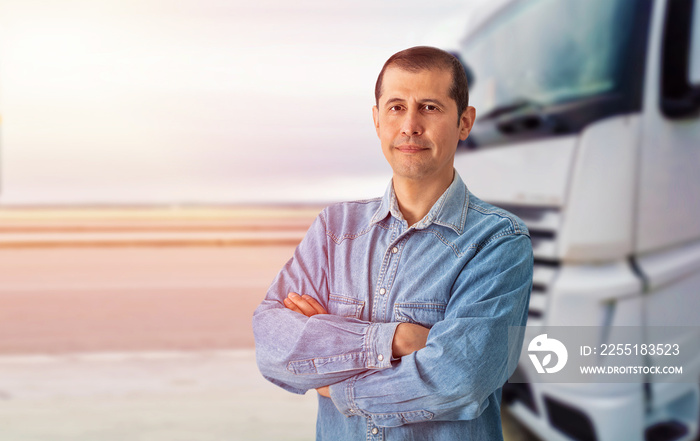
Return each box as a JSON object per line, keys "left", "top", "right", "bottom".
{"left": 423, "top": 104, "right": 439, "bottom": 112}
{"left": 389, "top": 105, "right": 403, "bottom": 112}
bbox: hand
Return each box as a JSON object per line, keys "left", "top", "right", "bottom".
{"left": 283, "top": 292, "right": 328, "bottom": 317}
{"left": 392, "top": 323, "right": 430, "bottom": 358}
{"left": 316, "top": 386, "right": 330, "bottom": 398}
{"left": 284, "top": 295, "right": 330, "bottom": 397}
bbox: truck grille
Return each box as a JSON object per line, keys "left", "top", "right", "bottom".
{"left": 500, "top": 205, "right": 561, "bottom": 328}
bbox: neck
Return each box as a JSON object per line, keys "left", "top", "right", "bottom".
{"left": 393, "top": 170, "right": 454, "bottom": 226}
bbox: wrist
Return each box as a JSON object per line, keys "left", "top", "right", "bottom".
{"left": 392, "top": 322, "right": 429, "bottom": 358}
{"left": 392, "top": 323, "right": 407, "bottom": 358}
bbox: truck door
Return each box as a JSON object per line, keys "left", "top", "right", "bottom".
{"left": 635, "top": 1, "right": 700, "bottom": 420}
{"left": 635, "top": 0, "right": 700, "bottom": 326}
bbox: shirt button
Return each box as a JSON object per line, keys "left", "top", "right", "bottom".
{"left": 377, "top": 354, "right": 384, "bottom": 362}
{"left": 391, "top": 247, "right": 399, "bottom": 254}
{"left": 379, "top": 288, "right": 386, "bottom": 295}
{"left": 371, "top": 428, "right": 379, "bottom": 435}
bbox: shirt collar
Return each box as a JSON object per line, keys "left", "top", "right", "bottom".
{"left": 370, "top": 170, "right": 470, "bottom": 235}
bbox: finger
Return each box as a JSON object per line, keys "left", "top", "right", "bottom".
{"left": 287, "top": 292, "right": 317, "bottom": 317}
{"left": 283, "top": 297, "right": 302, "bottom": 314}
{"left": 301, "top": 295, "right": 328, "bottom": 315}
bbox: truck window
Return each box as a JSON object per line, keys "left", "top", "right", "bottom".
{"left": 460, "top": 0, "right": 638, "bottom": 116}
{"left": 458, "top": 0, "right": 652, "bottom": 147}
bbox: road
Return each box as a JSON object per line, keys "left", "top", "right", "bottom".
{"left": 0, "top": 246, "right": 296, "bottom": 354}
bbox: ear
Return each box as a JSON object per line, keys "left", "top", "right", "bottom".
{"left": 458, "top": 106, "right": 476, "bottom": 140}
{"left": 372, "top": 105, "right": 380, "bottom": 137}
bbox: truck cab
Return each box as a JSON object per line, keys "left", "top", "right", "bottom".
{"left": 453, "top": 0, "right": 700, "bottom": 439}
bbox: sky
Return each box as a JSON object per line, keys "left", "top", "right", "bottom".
{"left": 0, "top": 0, "right": 478, "bottom": 205}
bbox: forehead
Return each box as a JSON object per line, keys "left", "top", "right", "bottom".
{"left": 379, "top": 67, "right": 453, "bottom": 104}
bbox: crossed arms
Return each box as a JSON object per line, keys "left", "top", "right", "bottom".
{"left": 283, "top": 292, "right": 430, "bottom": 397}
{"left": 252, "top": 212, "right": 533, "bottom": 427}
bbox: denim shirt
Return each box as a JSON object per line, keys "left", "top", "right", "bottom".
{"left": 253, "top": 171, "right": 533, "bottom": 440}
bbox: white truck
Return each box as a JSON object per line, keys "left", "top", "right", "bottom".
{"left": 452, "top": 0, "right": 700, "bottom": 440}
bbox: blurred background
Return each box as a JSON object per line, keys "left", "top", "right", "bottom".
{"left": 1, "top": 0, "right": 699, "bottom": 440}
{"left": 0, "top": 0, "right": 478, "bottom": 205}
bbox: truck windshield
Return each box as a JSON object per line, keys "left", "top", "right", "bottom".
{"left": 461, "top": 0, "right": 639, "bottom": 117}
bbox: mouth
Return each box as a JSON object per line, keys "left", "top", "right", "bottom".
{"left": 395, "top": 144, "right": 429, "bottom": 153}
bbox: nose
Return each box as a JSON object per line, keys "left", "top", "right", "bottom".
{"left": 400, "top": 108, "right": 423, "bottom": 137}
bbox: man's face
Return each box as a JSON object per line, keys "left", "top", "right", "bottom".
{"left": 373, "top": 67, "right": 475, "bottom": 183}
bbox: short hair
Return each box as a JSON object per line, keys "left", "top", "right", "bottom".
{"left": 374, "top": 46, "right": 469, "bottom": 120}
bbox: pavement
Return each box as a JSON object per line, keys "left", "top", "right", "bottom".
{"left": 0, "top": 350, "right": 318, "bottom": 441}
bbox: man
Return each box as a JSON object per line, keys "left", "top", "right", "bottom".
{"left": 253, "top": 46, "right": 533, "bottom": 440}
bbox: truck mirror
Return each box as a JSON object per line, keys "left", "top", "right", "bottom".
{"left": 688, "top": 0, "right": 700, "bottom": 86}
{"left": 660, "top": 0, "right": 700, "bottom": 118}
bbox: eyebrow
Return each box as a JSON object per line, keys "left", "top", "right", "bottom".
{"left": 384, "top": 97, "right": 448, "bottom": 108}
{"left": 384, "top": 97, "right": 405, "bottom": 107}
{"left": 421, "top": 99, "right": 448, "bottom": 108}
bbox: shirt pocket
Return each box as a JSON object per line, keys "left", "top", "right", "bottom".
{"left": 328, "top": 294, "right": 365, "bottom": 319}
{"left": 393, "top": 301, "right": 447, "bottom": 328}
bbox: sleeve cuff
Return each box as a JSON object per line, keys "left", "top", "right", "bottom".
{"left": 329, "top": 377, "right": 358, "bottom": 417}
{"left": 364, "top": 322, "right": 400, "bottom": 369}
